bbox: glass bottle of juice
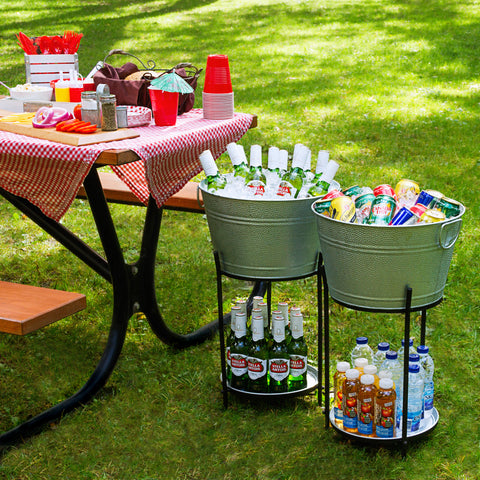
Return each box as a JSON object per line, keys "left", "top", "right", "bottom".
{"left": 342, "top": 368, "right": 360, "bottom": 433}
{"left": 357, "top": 374, "right": 376, "bottom": 437}
{"left": 334, "top": 361, "right": 350, "bottom": 426}
{"left": 374, "top": 378, "right": 397, "bottom": 438}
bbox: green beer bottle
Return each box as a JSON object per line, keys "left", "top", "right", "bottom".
{"left": 307, "top": 160, "right": 339, "bottom": 197}
{"left": 244, "top": 144, "right": 266, "bottom": 196}
{"left": 277, "top": 301, "right": 292, "bottom": 346}
{"left": 230, "top": 311, "right": 250, "bottom": 390}
{"left": 276, "top": 144, "right": 308, "bottom": 198}
{"left": 247, "top": 316, "right": 269, "bottom": 393}
{"left": 311, "top": 150, "right": 330, "bottom": 184}
{"left": 288, "top": 312, "right": 308, "bottom": 391}
{"left": 199, "top": 150, "right": 227, "bottom": 193}
{"left": 226, "top": 305, "right": 241, "bottom": 383}
{"left": 227, "top": 142, "right": 249, "bottom": 179}
{"left": 269, "top": 316, "right": 290, "bottom": 393}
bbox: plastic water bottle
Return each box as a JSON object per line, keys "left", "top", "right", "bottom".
{"left": 398, "top": 337, "right": 416, "bottom": 365}
{"left": 407, "top": 364, "right": 424, "bottom": 432}
{"left": 417, "top": 345, "right": 435, "bottom": 418}
{"left": 380, "top": 351, "right": 403, "bottom": 427}
{"left": 350, "top": 336, "right": 374, "bottom": 367}
{"left": 373, "top": 341, "right": 390, "bottom": 369}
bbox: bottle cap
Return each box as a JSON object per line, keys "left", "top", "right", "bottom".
{"left": 236, "top": 144, "right": 248, "bottom": 165}
{"left": 354, "top": 357, "right": 368, "bottom": 368}
{"left": 360, "top": 374, "right": 374, "bottom": 385}
{"left": 379, "top": 378, "right": 394, "bottom": 390}
{"left": 268, "top": 146, "right": 280, "bottom": 169}
{"left": 356, "top": 336, "right": 368, "bottom": 345}
{"left": 251, "top": 316, "right": 265, "bottom": 341}
{"left": 364, "top": 364, "right": 377, "bottom": 375}
{"left": 199, "top": 150, "right": 218, "bottom": 177}
{"left": 417, "top": 345, "right": 429, "bottom": 354}
{"left": 304, "top": 148, "right": 312, "bottom": 171}
{"left": 234, "top": 311, "right": 247, "bottom": 337}
{"left": 346, "top": 368, "right": 360, "bottom": 380}
{"left": 409, "top": 364, "right": 420, "bottom": 374}
{"left": 278, "top": 149, "right": 289, "bottom": 171}
{"left": 291, "top": 144, "right": 308, "bottom": 169}
{"left": 409, "top": 353, "right": 420, "bottom": 362}
{"left": 227, "top": 143, "right": 243, "bottom": 166}
{"left": 401, "top": 337, "right": 414, "bottom": 347}
{"left": 336, "top": 361, "right": 350, "bottom": 372}
{"left": 315, "top": 150, "right": 330, "bottom": 174}
{"left": 290, "top": 312, "right": 304, "bottom": 339}
{"left": 377, "top": 341, "right": 390, "bottom": 351}
{"left": 320, "top": 160, "right": 339, "bottom": 184}
{"left": 385, "top": 350, "right": 398, "bottom": 360}
{"left": 249, "top": 144, "right": 262, "bottom": 167}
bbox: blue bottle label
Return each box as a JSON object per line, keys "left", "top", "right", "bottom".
{"left": 423, "top": 381, "right": 434, "bottom": 411}
{"left": 343, "top": 413, "right": 357, "bottom": 430}
{"left": 408, "top": 410, "right": 422, "bottom": 432}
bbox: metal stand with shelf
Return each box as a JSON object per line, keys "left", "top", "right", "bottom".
{"left": 319, "top": 261, "right": 440, "bottom": 450}
{"left": 214, "top": 251, "right": 321, "bottom": 407}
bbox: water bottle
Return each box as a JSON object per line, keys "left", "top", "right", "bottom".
{"left": 417, "top": 345, "right": 435, "bottom": 418}
{"left": 398, "top": 337, "right": 416, "bottom": 365}
{"left": 373, "top": 341, "right": 390, "bottom": 369}
{"left": 350, "top": 336, "right": 374, "bottom": 367}
{"left": 380, "top": 350, "right": 403, "bottom": 427}
{"left": 407, "top": 364, "right": 424, "bottom": 432}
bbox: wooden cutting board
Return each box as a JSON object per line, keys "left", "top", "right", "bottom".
{"left": 0, "top": 116, "right": 140, "bottom": 146}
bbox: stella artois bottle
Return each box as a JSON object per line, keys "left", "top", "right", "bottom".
{"left": 227, "top": 142, "right": 249, "bottom": 179}
{"left": 247, "top": 316, "right": 269, "bottom": 393}
{"left": 244, "top": 144, "right": 266, "bottom": 196}
{"left": 226, "top": 305, "right": 241, "bottom": 383}
{"left": 277, "top": 301, "right": 293, "bottom": 345}
{"left": 288, "top": 312, "right": 308, "bottom": 391}
{"left": 269, "top": 316, "right": 290, "bottom": 393}
{"left": 307, "top": 160, "right": 339, "bottom": 197}
{"left": 230, "top": 312, "right": 250, "bottom": 390}
{"left": 199, "top": 150, "right": 227, "bottom": 193}
{"left": 276, "top": 144, "right": 308, "bottom": 198}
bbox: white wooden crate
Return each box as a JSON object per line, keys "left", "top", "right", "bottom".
{"left": 24, "top": 53, "right": 79, "bottom": 86}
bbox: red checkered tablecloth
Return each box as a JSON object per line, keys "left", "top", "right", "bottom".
{"left": 0, "top": 109, "right": 254, "bottom": 221}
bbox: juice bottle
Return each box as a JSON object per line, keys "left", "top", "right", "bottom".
{"left": 354, "top": 357, "right": 368, "bottom": 377}
{"left": 364, "top": 364, "right": 379, "bottom": 389}
{"left": 357, "top": 374, "right": 376, "bottom": 437}
{"left": 374, "top": 378, "right": 396, "bottom": 438}
{"left": 342, "top": 368, "right": 360, "bottom": 433}
{"left": 333, "top": 361, "right": 350, "bottom": 426}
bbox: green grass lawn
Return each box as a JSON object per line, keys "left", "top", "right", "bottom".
{"left": 1, "top": 0, "right": 479, "bottom": 478}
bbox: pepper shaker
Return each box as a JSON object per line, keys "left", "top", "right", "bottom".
{"left": 100, "top": 94, "right": 117, "bottom": 131}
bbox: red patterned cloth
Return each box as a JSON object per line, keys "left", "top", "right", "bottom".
{"left": 0, "top": 110, "right": 254, "bottom": 221}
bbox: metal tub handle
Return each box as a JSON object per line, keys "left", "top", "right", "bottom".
{"left": 439, "top": 216, "right": 463, "bottom": 249}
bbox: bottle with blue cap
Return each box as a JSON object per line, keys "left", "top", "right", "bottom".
{"left": 398, "top": 337, "right": 416, "bottom": 365}
{"left": 407, "top": 363, "right": 424, "bottom": 432}
{"left": 380, "top": 350, "right": 403, "bottom": 427}
{"left": 350, "top": 336, "right": 374, "bottom": 368}
{"left": 373, "top": 341, "right": 390, "bottom": 369}
{"left": 417, "top": 345, "right": 435, "bottom": 418}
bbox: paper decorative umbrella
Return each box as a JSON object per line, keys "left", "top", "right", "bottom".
{"left": 150, "top": 70, "right": 194, "bottom": 93}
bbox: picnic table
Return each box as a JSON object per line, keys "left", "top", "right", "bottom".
{"left": 0, "top": 108, "right": 265, "bottom": 446}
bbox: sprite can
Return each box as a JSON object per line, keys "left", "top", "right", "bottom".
{"left": 367, "top": 194, "right": 396, "bottom": 225}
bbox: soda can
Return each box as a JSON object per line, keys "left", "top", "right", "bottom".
{"left": 431, "top": 196, "right": 462, "bottom": 218}
{"left": 355, "top": 193, "right": 375, "bottom": 224}
{"left": 389, "top": 206, "right": 419, "bottom": 225}
{"left": 367, "top": 194, "right": 396, "bottom": 225}
{"left": 312, "top": 198, "right": 332, "bottom": 216}
{"left": 424, "top": 189, "right": 444, "bottom": 202}
{"left": 323, "top": 189, "right": 345, "bottom": 200}
{"left": 395, "top": 178, "right": 420, "bottom": 197}
{"left": 421, "top": 209, "right": 446, "bottom": 223}
{"left": 373, "top": 184, "right": 397, "bottom": 200}
{"left": 329, "top": 196, "right": 356, "bottom": 223}
{"left": 359, "top": 186, "right": 374, "bottom": 195}
{"left": 410, "top": 202, "right": 428, "bottom": 217}
{"left": 342, "top": 185, "right": 363, "bottom": 198}
{"left": 415, "top": 190, "right": 435, "bottom": 208}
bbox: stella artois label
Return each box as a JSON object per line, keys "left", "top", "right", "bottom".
{"left": 289, "top": 355, "right": 307, "bottom": 377}
{"left": 230, "top": 354, "right": 248, "bottom": 376}
{"left": 247, "top": 357, "right": 267, "bottom": 380}
{"left": 269, "top": 358, "right": 289, "bottom": 381}
{"left": 226, "top": 346, "right": 231, "bottom": 367}
{"left": 246, "top": 180, "right": 266, "bottom": 196}
{"left": 276, "top": 180, "right": 296, "bottom": 198}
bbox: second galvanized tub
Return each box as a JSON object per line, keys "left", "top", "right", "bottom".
{"left": 312, "top": 201, "right": 465, "bottom": 311}
{"left": 200, "top": 181, "right": 320, "bottom": 280}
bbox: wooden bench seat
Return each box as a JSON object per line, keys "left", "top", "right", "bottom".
{"left": 77, "top": 172, "right": 204, "bottom": 213}
{"left": 0, "top": 281, "right": 86, "bottom": 335}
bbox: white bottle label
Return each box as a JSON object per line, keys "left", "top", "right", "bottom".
{"left": 289, "top": 354, "right": 307, "bottom": 377}
{"left": 230, "top": 354, "right": 248, "bottom": 376}
{"left": 269, "top": 358, "right": 289, "bottom": 381}
{"left": 247, "top": 357, "right": 268, "bottom": 380}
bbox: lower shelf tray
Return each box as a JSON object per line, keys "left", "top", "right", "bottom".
{"left": 329, "top": 407, "right": 439, "bottom": 444}
{"left": 225, "top": 364, "right": 319, "bottom": 399}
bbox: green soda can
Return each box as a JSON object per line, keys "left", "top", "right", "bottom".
{"left": 367, "top": 194, "right": 396, "bottom": 225}
{"left": 355, "top": 193, "right": 376, "bottom": 224}
{"left": 342, "top": 185, "right": 363, "bottom": 198}
{"left": 432, "top": 197, "right": 462, "bottom": 218}
{"left": 313, "top": 198, "right": 332, "bottom": 216}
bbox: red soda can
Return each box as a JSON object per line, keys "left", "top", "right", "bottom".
{"left": 322, "top": 189, "right": 345, "bottom": 200}
{"left": 367, "top": 194, "right": 396, "bottom": 225}
{"left": 410, "top": 203, "right": 428, "bottom": 217}
{"left": 373, "top": 184, "right": 397, "bottom": 200}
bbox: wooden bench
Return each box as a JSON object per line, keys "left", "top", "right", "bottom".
{"left": 77, "top": 172, "right": 204, "bottom": 213}
{"left": 0, "top": 281, "right": 86, "bottom": 335}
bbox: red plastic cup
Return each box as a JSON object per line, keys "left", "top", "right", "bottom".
{"left": 148, "top": 88, "right": 179, "bottom": 126}
{"left": 83, "top": 80, "right": 96, "bottom": 92}
{"left": 203, "top": 54, "right": 233, "bottom": 94}
{"left": 69, "top": 86, "right": 83, "bottom": 103}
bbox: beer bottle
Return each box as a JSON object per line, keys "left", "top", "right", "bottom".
{"left": 311, "top": 150, "right": 330, "bottom": 184}
{"left": 226, "top": 304, "right": 241, "bottom": 383}
{"left": 288, "top": 312, "right": 308, "bottom": 391}
{"left": 226, "top": 142, "right": 249, "bottom": 179}
{"left": 244, "top": 144, "right": 266, "bottom": 196}
{"left": 247, "top": 316, "right": 269, "bottom": 392}
{"left": 278, "top": 149, "right": 289, "bottom": 176}
{"left": 276, "top": 144, "right": 308, "bottom": 198}
{"left": 307, "top": 160, "right": 339, "bottom": 197}
{"left": 269, "top": 316, "right": 290, "bottom": 393}
{"left": 230, "top": 312, "right": 249, "bottom": 390}
{"left": 258, "top": 301, "right": 272, "bottom": 347}
{"left": 267, "top": 146, "right": 281, "bottom": 174}
{"left": 278, "top": 301, "right": 292, "bottom": 345}
{"left": 199, "top": 150, "right": 227, "bottom": 193}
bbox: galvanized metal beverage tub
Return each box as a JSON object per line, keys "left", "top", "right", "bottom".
{"left": 200, "top": 181, "right": 321, "bottom": 280}
{"left": 312, "top": 202, "right": 465, "bottom": 311}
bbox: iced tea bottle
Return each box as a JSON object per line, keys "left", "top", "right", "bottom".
{"left": 374, "top": 378, "right": 397, "bottom": 438}
{"left": 357, "top": 374, "right": 376, "bottom": 437}
{"left": 342, "top": 368, "right": 360, "bottom": 432}
{"left": 333, "top": 361, "right": 350, "bottom": 426}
